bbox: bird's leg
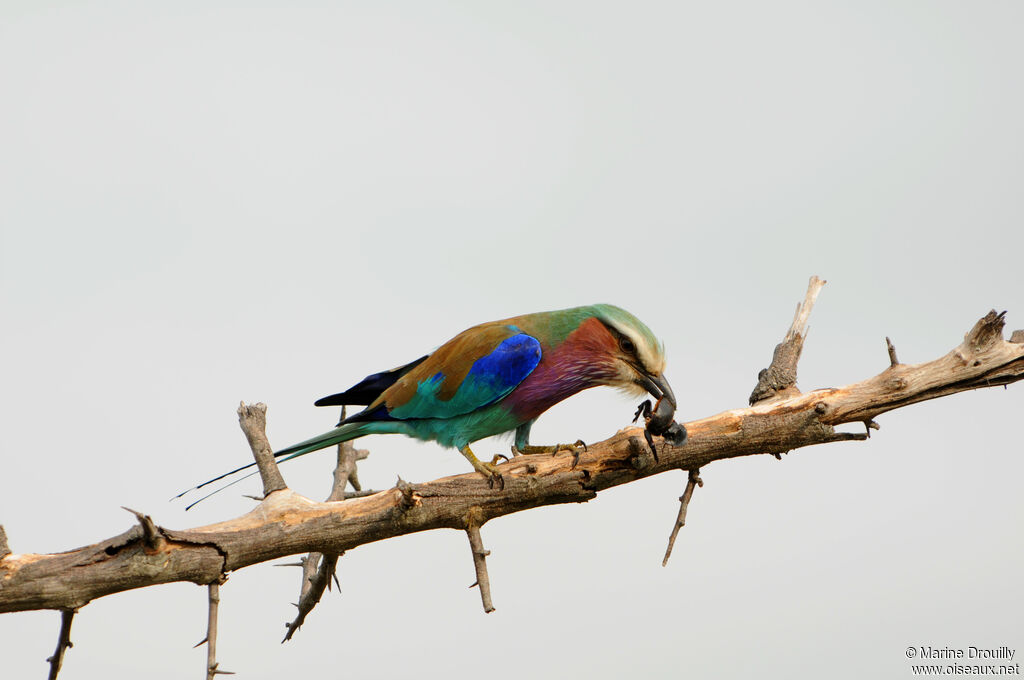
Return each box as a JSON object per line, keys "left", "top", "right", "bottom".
{"left": 459, "top": 445, "right": 505, "bottom": 490}
{"left": 513, "top": 440, "right": 588, "bottom": 469}
{"left": 510, "top": 422, "right": 533, "bottom": 458}
{"left": 510, "top": 421, "right": 586, "bottom": 467}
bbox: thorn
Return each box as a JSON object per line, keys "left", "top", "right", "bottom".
{"left": 274, "top": 562, "right": 306, "bottom": 568}
{"left": 121, "top": 506, "right": 163, "bottom": 550}
{"left": 194, "top": 637, "right": 209, "bottom": 649}
{"left": 885, "top": 337, "right": 899, "bottom": 367}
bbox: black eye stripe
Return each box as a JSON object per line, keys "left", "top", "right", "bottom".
{"left": 599, "top": 320, "right": 640, "bottom": 358}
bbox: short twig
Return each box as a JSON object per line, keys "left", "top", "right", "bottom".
{"left": 395, "top": 477, "right": 417, "bottom": 510}
{"left": 204, "top": 581, "right": 234, "bottom": 678}
{"left": 662, "top": 469, "right": 703, "bottom": 567}
{"left": 328, "top": 409, "right": 369, "bottom": 502}
{"left": 465, "top": 509, "right": 495, "bottom": 613}
{"left": 284, "top": 407, "right": 364, "bottom": 641}
{"left": 121, "top": 507, "right": 165, "bottom": 551}
{"left": 341, "top": 489, "right": 379, "bottom": 499}
{"left": 0, "top": 525, "right": 10, "bottom": 559}
{"left": 282, "top": 553, "right": 340, "bottom": 642}
{"left": 237, "top": 402, "right": 287, "bottom": 498}
{"left": 46, "top": 608, "right": 76, "bottom": 680}
{"left": 824, "top": 431, "right": 869, "bottom": 443}
{"left": 885, "top": 337, "right": 899, "bottom": 367}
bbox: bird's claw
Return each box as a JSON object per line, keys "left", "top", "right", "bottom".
{"left": 554, "top": 440, "right": 587, "bottom": 469}
{"left": 489, "top": 453, "right": 510, "bottom": 465}
{"left": 550, "top": 439, "right": 587, "bottom": 456}
{"left": 473, "top": 460, "right": 505, "bottom": 490}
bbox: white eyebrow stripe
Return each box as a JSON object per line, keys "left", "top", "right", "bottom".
{"left": 611, "top": 323, "right": 665, "bottom": 375}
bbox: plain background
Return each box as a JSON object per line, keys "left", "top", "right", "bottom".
{"left": 2, "top": 2, "right": 1022, "bottom": 678}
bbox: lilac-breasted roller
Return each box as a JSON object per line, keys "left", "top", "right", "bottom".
{"left": 186, "top": 304, "right": 677, "bottom": 502}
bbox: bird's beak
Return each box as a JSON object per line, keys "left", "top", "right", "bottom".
{"left": 635, "top": 370, "right": 676, "bottom": 408}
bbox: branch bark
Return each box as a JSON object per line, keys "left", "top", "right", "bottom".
{"left": 2, "top": 307, "right": 1022, "bottom": 614}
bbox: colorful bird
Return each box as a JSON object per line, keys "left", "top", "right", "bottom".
{"left": 184, "top": 304, "right": 678, "bottom": 504}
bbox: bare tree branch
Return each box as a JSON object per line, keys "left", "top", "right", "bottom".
{"left": 283, "top": 407, "right": 367, "bottom": 641}
{"left": 46, "top": 608, "right": 76, "bottom": 680}
{"left": 661, "top": 469, "right": 703, "bottom": 567}
{"left": 202, "top": 581, "right": 233, "bottom": 678}
{"left": 749, "top": 275, "right": 826, "bottom": 404}
{"left": 237, "top": 402, "right": 286, "bottom": 498}
{"left": 465, "top": 508, "right": 495, "bottom": 614}
{"left": 2, "top": 303, "right": 1022, "bottom": 615}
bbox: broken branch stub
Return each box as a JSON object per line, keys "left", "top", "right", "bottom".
{"left": 749, "top": 276, "right": 825, "bottom": 404}
{"left": 237, "top": 402, "right": 287, "bottom": 497}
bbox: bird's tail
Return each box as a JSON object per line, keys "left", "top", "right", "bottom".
{"left": 174, "top": 422, "right": 371, "bottom": 510}
{"left": 272, "top": 422, "right": 369, "bottom": 463}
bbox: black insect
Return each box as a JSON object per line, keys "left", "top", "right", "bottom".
{"left": 632, "top": 397, "right": 687, "bottom": 463}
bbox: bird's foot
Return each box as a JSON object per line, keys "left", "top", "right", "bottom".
{"left": 473, "top": 459, "right": 505, "bottom": 490}
{"left": 515, "top": 440, "right": 587, "bottom": 469}
{"left": 459, "top": 445, "right": 505, "bottom": 490}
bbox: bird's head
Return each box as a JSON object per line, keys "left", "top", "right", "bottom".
{"left": 588, "top": 304, "right": 675, "bottom": 408}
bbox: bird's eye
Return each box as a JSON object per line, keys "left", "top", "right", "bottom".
{"left": 619, "top": 337, "right": 636, "bottom": 354}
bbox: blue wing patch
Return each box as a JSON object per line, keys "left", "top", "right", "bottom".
{"left": 386, "top": 333, "right": 541, "bottom": 420}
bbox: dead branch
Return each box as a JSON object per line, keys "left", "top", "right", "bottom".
{"left": 122, "top": 507, "right": 166, "bottom": 552}
{"left": 465, "top": 508, "right": 495, "bottom": 613}
{"left": 662, "top": 469, "right": 703, "bottom": 567}
{"left": 237, "top": 402, "right": 286, "bottom": 497}
{"left": 2, "top": 303, "right": 1022, "bottom": 615}
{"left": 886, "top": 337, "right": 899, "bottom": 367}
{"left": 283, "top": 407, "right": 366, "bottom": 641}
{"left": 749, "top": 275, "right": 825, "bottom": 404}
{"left": 46, "top": 608, "right": 76, "bottom": 680}
{"left": 201, "top": 581, "right": 232, "bottom": 678}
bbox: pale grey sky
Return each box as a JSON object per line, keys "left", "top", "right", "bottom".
{"left": 1, "top": 2, "right": 1022, "bottom": 678}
